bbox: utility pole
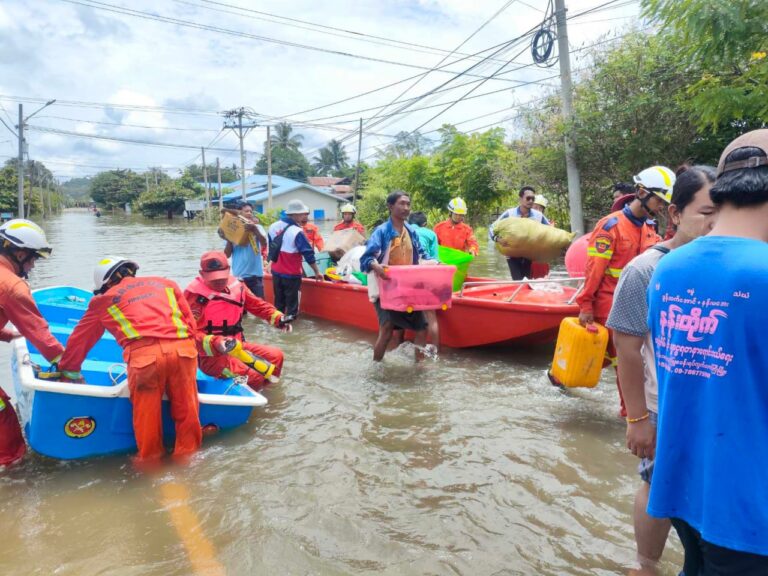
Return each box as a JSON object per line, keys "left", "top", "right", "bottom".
{"left": 145, "top": 172, "right": 150, "bottom": 193}
{"left": 201, "top": 146, "right": 210, "bottom": 210}
{"left": 216, "top": 157, "right": 223, "bottom": 211}
{"left": 266, "top": 125, "right": 272, "bottom": 210}
{"left": 554, "top": 0, "right": 584, "bottom": 236}
{"left": 14, "top": 100, "right": 56, "bottom": 219}
{"left": 223, "top": 107, "right": 257, "bottom": 203}
{"left": 17, "top": 105, "right": 24, "bottom": 219}
{"left": 353, "top": 117, "right": 363, "bottom": 204}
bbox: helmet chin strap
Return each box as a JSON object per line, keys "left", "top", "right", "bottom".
{"left": 10, "top": 248, "right": 36, "bottom": 279}
{"left": 637, "top": 190, "right": 657, "bottom": 219}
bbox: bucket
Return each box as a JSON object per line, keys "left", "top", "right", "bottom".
{"left": 438, "top": 245, "right": 473, "bottom": 292}
{"left": 302, "top": 251, "right": 333, "bottom": 277}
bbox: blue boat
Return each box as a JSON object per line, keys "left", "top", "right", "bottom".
{"left": 10, "top": 286, "right": 267, "bottom": 460}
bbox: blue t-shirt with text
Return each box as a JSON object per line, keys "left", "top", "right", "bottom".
{"left": 647, "top": 236, "right": 768, "bottom": 555}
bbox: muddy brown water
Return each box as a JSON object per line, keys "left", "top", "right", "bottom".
{"left": 0, "top": 210, "right": 682, "bottom": 575}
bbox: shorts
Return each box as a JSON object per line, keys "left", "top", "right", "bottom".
{"left": 638, "top": 410, "right": 658, "bottom": 484}
{"left": 374, "top": 300, "right": 427, "bottom": 331}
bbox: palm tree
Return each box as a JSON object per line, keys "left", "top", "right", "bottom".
{"left": 312, "top": 139, "right": 349, "bottom": 175}
{"left": 271, "top": 122, "right": 304, "bottom": 151}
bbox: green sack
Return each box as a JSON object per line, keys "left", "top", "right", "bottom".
{"left": 492, "top": 218, "right": 574, "bottom": 261}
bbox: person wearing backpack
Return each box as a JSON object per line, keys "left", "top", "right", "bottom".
{"left": 267, "top": 200, "right": 324, "bottom": 317}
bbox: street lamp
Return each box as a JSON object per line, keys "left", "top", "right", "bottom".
{"left": 17, "top": 99, "right": 56, "bottom": 219}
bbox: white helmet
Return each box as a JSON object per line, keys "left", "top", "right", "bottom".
{"left": 448, "top": 197, "right": 468, "bottom": 215}
{"left": 340, "top": 203, "right": 357, "bottom": 214}
{"left": 533, "top": 194, "right": 548, "bottom": 208}
{"left": 93, "top": 256, "right": 139, "bottom": 293}
{"left": 0, "top": 219, "right": 52, "bottom": 258}
{"left": 633, "top": 166, "right": 676, "bottom": 203}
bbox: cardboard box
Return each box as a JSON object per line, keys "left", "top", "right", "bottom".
{"left": 219, "top": 211, "right": 251, "bottom": 246}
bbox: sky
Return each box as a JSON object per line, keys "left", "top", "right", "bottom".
{"left": 0, "top": 0, "right": 643, "bottom": 181}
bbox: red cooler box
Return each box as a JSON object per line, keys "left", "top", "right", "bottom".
{"left": 378, "top": 265, "right": 456, "bottom": 312}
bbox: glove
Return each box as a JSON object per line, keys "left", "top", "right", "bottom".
{"left": 277, "top": 314, "right": 295, "bottom": 333}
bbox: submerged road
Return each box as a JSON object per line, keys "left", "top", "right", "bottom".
{"left": 0, "top": 210, "right": 682, "bottom": 575}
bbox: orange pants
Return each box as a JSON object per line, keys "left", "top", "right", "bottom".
{"left": 598, "top": 320, "right": 627, "bottom": 418}
{"left": 125, "top": 338, "right": 202, "bottom": 461}
{"left": 0, "top": 387, "right": 26, "bottom": 467}
{"left": 198, "top": 341, "right": 284, "bottom": 390}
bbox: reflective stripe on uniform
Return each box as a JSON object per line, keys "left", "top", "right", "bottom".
{"left": 269, "top": 310, "right": 282, "bottom": 325}
{"left": 587, "top": 247, "right": 614, "bottom": 260}
{"left": 166, "top": 287, "right": 189, "bottom": 339}
{"left": 604, "top": 267, "right": 622, "bottom": 278}
{"left": 221, "top": 368, "right": 236, "bottom": 378}
{"left": 107, "top": 305, "right": 140, "bottom": 339}
{"left": 202, "top": 335, "right": 215, "bottom": 357}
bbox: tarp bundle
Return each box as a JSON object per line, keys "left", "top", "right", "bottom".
{"left": 325, "top": 229, "right": 366, "bottom": 260}
{"left": 492, "top": 217, "right": 574, "bottom": 261}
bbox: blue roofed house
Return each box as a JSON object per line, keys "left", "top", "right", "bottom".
{"left": 217, "top": 175, "right": 343, "bottom": 221}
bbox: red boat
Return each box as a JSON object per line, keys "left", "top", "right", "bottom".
{"left": 264, "top": 273, "right": 581, "bottom": 348}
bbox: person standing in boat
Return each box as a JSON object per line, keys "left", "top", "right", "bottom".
{"left": 576, "top": 166, "right": 674, "bottom": 417}
{"left": 302, "top": 217, "right": 325, "bottom": 252}
{"left": 184, "top": 251, "right": 291, "bottom": 390}
{"left": 434, "top": 197, "right": 479, "bottom": 256}
{"left": 268, "top": 200, "right": 324, "bottom": 318}
{"left": 606, "top": 166, "right": 717, "bottom": 576}
{"left": 58, "top": 257, "right": 202, "bottom": 465}
{"left": 360, "top": 191, "right": 436, "bottom": 361}
{"left": 489, "top": 186, "right": 549, "bottom": 280}
{"left": 333, "top": 203, "right": 366, "bottom": 236}
{"left": 0, "top": 219, "right": 64, "bottom": 468}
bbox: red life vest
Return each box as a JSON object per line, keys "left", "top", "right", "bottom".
{"left": 186, "top": 276, "right": 246, "bottom": 336}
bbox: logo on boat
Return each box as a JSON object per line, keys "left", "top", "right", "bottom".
{"left": 64, "top": 417, "right": 96, "bottom": 439}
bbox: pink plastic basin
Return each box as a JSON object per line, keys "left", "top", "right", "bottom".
{"left": 378, "top": 264, "right": 456, "bottom": 312}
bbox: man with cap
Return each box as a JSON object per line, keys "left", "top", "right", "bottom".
{"left": 434, "top": 197, "right": 479, "bottom": 256}
{"left": 184, "top": 251, "right": 290, "bottom": 390}
{"left": 0, "top": 219, "right": 64, "bottom": 467}
{"left": 268, "top": 200, "right": 324, "bottom": 317}
{"left": 577, "top": 166, "right": 674, "bottom": 417}
{"left": 647, "top": 130, "right": 768, "bottom": 574}
{"left": 333, "top": 203, "right": 366, "bottom": 235}
{"left": 59, "top": 257, "right": 201, "bottom": 465}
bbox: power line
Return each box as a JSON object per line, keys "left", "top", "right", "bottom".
{"left": 175, "top": 0, "right": 513, "bottom": 65}
{"left": 58, "top": 0, "right": 526, "bottom": 82}
{"left": 34, "top": 115, "right": 221, "bottom": 132}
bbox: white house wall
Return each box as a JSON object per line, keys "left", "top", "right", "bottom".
{"left": 257, "top": 186, "right": 342, "bottom": 221}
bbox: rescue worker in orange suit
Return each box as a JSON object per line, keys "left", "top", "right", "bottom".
{"left": 576, "top": 166, "right": 674, "bottom": 417}
{"left": 0, "top": 219, "right": 64, "bottom": 467}
{"left": 59, "top": 257, "right": 202, "bottom": 464}
{"left": 333, "top": 203, "right": 366, "bottom": 236}
{"left": 302, "top": 220, "right": 325, "bottom": 251}
{"left": 184, "top": 251, "right": 292, "bottom": 390}
{"left": 433, "top": 197, "right": 479, "bottom": 256}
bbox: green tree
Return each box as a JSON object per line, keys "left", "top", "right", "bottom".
{"left": 270, "top": 122, "right": 304, "bottom": 151}
{"left": 183, "top": 163, "right": 238, "bottom": 183}
{"left": 255, "top": 146, "right": 312, "bottom": 182}
{"left": 136, "top": 180, "right": 190, "bottom": 218}
{"left": 379, "top": 130, "right": 433, "bottom": 159}
{"left": 643, "top": 0, "right": 768, "bottom": 131}
{"left": 90, "top": 170, "right": 145, "bottom": 209}
{"left": 312, "top": 139, "right": 349, "bottom": 176}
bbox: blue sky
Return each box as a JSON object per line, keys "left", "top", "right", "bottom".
{"left": 0, "top": 0, "right": 642, "bottom": 180}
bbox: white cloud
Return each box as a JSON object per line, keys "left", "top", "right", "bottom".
{"left": 2, "top": 0, "right": 642, "bottom": 180}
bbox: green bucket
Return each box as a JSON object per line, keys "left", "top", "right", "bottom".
{"left": 351, "top": 271, "right": 368, "bottom": 286}
{"left": 438, "top": 245, "right": 474, "bottom": 292}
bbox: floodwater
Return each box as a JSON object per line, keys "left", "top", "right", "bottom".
{"left": 0, "top": 210, "right": 682, "bottom": 575}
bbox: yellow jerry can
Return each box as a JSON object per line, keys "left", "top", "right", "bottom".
{"left": 548, "top": 317, "right": 609, "bottom": 388}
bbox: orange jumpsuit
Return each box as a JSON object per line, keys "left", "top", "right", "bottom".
{"left": 0, "top": 257, "right": 64, "bottom": 466}
{"left": 184, "top": 276, "right": 285, "bottom": 390}
{"left": 576, "top": 206, "right": 660, "bottom": 416}
{"left": 433, "top": 219, "right": 479, "bottom": 255}
{"left": 302, "top": 223, "right": 325, "bottom": 251}
{"left": 333, "top": 220, "right": 366, "bottom": 235}
{"left": 59, "top": 276, "right": 201, "bottom": 462}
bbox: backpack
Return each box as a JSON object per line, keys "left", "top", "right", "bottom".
{"left": 268, "top": 222, "right": 296, "bottom": 263}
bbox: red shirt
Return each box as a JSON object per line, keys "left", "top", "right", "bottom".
{"left": 0, "top": 257, "right": 64, "bottom": 362}
{"left": 60, "top": 276, "right": 196, "bottom": 372}
{"left": 333, "top": 220, "right": 366, "bottom": 236}
{"left": 433, "top": 219, "right": 479, "bottom": 255}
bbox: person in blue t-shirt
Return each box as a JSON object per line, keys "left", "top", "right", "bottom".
{"left": 647, "top": 129, "right": 768, "bottom": 575}
{"left": 223, "top": 203, "right": 267, "bottom": 298}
